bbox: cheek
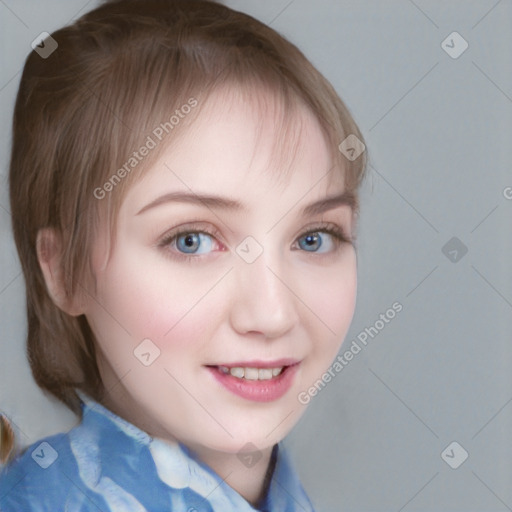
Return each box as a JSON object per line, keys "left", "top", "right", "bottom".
{"left": 303, "top": 251, "right": 357, "bottom": 350}
{"left": 91, "top": 250, "right": 226, "bottom": 356}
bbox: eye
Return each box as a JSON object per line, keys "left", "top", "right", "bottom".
{"left": 157, "top": 223, "right": 222, "bottom": 263}
{"left": 295, "top": 223, "right": 351, "bottom": 254}
{"left": 157, "top": 221, "right": 351, "bottom": 263}
{"left": 297, "top": 231, "right": 335, "bottom": 253}
{"left": 175, "top": 232, "right": 214, "bottom": 255}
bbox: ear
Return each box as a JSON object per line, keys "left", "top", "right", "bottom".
{"left": 36, "top": 228, "right": 85, "bottom": 317}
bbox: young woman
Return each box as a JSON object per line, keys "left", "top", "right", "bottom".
{"left": 0, "top": 0, "right": 367, "bottom": 509}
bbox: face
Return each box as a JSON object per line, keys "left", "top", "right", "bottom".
{"left": 83, "top": 87, "right": 357, "bottom": 457}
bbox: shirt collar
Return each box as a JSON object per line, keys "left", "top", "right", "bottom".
{"left": 75, "top": 390, "right": 315, "bottom": 511}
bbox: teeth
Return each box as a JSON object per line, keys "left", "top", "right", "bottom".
{"left": 244, "top": 367, "right": 259, "bottom": 380}
{"left": 220, "top": 366, "right": 284, "bottom": 380}
{"left": 258, "top": 369, "right": 273, "bottom": 380}
{"left": 230, "top": 367, "right": 245, "bottom": 378}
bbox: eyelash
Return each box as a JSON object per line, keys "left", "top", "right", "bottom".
{"left": 157, "top": 221, "right": 352, "bottom": 264}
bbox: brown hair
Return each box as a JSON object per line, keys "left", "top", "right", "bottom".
{"left": 4, "top": 0, "right": 366, "bottom": 462}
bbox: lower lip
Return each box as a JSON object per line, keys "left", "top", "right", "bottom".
{"left": 206, "top": 364, "right": 300, "bottom": 402}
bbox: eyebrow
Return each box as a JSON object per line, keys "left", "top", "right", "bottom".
{"left": 136, "top": 190, "right": 355, "bottom": 217}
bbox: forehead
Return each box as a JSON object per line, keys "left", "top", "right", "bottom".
{"left": 124, "top": 84, "right": 343, "bottom": 211}
{"left": 92, "top": 85, "right": 349, "bottom": 271}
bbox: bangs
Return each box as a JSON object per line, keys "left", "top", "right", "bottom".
{"left": 9, "top": 0, "right": 366, "bottom": 412}
{"left": 93, "top": 79, "right": 342, "bottom": 274}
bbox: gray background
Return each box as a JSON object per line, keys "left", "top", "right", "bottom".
{"left": 1, "top": 1, "right": 511, "bottom": 510}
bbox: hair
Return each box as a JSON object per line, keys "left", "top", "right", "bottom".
{"left": 2, "top": 0, "right": 367, "bottom": 462}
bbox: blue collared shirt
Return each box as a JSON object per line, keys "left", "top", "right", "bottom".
{"left": 0, "top": 392, "right": 316, "bottom": 511}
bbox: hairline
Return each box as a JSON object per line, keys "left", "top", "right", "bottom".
{"left": 88, "top": 80, "right": 348, "bottom": 279}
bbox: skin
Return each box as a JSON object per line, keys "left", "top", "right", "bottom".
{"left": 38, "top": 86, "right": 358, "bottom": 505}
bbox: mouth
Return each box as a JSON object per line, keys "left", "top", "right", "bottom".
{"left": 206, "top": 358, "right": 299, "bottom": 379}
{"left": 217, "top": 365, "right": 285, "bottom": 380}
{"left": 204, "top": 359, "right": 300, "bottom": 402}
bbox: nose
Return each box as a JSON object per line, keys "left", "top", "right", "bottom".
{"left": 228, "top": 245, "right": 299, "bottom": 339}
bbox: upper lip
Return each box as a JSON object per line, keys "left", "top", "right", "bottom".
{"left": 206, "top": 358, "right": 300, "bottom": 368}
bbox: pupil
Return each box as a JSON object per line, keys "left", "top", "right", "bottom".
{"left": 180, "top": 233, "right": 199, "bottom": 252}
{"left": 301, "top": 233, "right": 322, "bottom": 251}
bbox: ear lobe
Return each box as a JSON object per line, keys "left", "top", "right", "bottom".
{"left": 36, "top": 228, "right": 85, "bottom": 317}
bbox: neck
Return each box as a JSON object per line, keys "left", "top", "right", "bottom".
{"left": 98, "top": 380, "right": 277, "bottom": 506}
{"left": 186, "top": 442, "right": 276, "bottom": 507}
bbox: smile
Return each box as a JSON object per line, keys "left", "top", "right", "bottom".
{"left": 217, "top": 366, "right": 284, "bottom": 380}
{"left": 205, "top": 360, "right": 301, "bottom": 402}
